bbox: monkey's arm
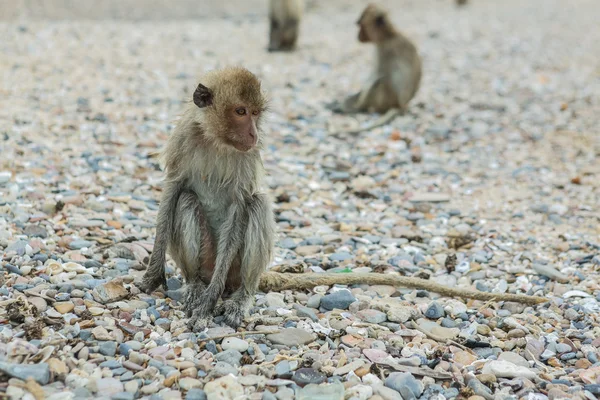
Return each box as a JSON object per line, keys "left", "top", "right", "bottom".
{"left": 140, "top": 178, "right": 184, "bottom": 293}
{"left": 259, "top": 272, "right": 547, "bottom": 305}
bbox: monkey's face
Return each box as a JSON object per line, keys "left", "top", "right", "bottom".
{"left": 192, "top": 68, "right": 268, "bottom": 153}
{"left": 357, "top": 5, "right": 391, "bottom": 43}
{"left": 224, "top": 105, "right": 262, "bottom": 152}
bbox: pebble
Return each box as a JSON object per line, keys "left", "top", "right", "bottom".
{"left": 267, "top": 328, "right": 315, "bottom": 346}
{"left": 481, "top": 360, "right": 537, "bottom": 379}
{"left": 0, "top": 362, "right": 50, "bottom": 384}
{"left": 185, "top": 389, "right": 207, "bottom": 400}
{"left": 215, "top": 349, "right": 243, "bottom": 367}
{"left": 292, "top": 368, "right": 327, "bottom": 386}
{"left": 203, "top": 375, "right": 243, "bottom": 399}
{"left": 385, "top": 372, "right": 424, "bottom": 399}
{"left": 321, "top": 290, "right": 357, "bottom": 310}
{"left": 221, "top": 337, "right": 249, "bottom": 352}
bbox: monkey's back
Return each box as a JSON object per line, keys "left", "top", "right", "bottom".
{"left": 376, "top": 35, "right": 422, "bottom": 111}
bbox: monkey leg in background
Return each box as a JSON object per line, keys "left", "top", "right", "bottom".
{"left": 268, "top": 0, "right": 303, "bottom": 52}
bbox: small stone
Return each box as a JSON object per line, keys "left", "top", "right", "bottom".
{"left": 296, "top": 381, "right": 345, "bottom": 400}
{"left": 295, "top": 245, "right": 321, "bottom": 256}
{"left": 454, "top": 350, "right": 478, "bottom": 366}
{"left": 98, "top": 341, "right": 118, "bottom": 357}
{"left": 92, "top": 326, "right": 113, "bottom": 341}
{"left": 203, "top": 375, "right": 243, "bottom": 399}
{"left": 54, "top": 301, "right": 75, "bottom": 314}
{"left": 264, "top": 292, "right": 286, "bottom": 308}
{"left": 425, "top": 302, "right": 445, "bottom": 319}
{"left": 221, "top": 337, "right": 249, "bottom": 352}
{"left": 95, "top": 378, "right": 124, "bottom": 396}
{"left": 306, "top": 294, "right": 322, "bottom": 308}
{"left": 321, "top": 290, "right": 356, "bottom": 311}
{"left": 292, "top": 368, "right": 326, "bottom": 386}
{"left": 178, "top": 378, "right": 202, "bottom": 391}
{"left": 68, "top": 240, "right": 94, "bottom": 250}
{"left": 93, "top": 279, "right": 129, "bottom": 304}
{"left": 28, "top": 297, "right": 48, "bottom": 313}
{"left": 363, "top": 349, "right": 389, "bottom": 363}
{"left": 267, "top": 328, "right": 315, "bottom": 346}
{"left": 497, "top": 352, "right": 529, "bottom": 368}
{"left": 481, "top": 360, "right": 536, "bottom": 379}
{"left": 48, "top": 358, "right": 68, "bottom": 377}
{"left": 384, "top": 372, "right": 424, "bottom": 399}
{"left": 275, "top": 360, "right": 292, "bottom": 378}
{"left": 0, "top": 362, "right": 49, "bottom": 384}
{"left": 357, "top": 309, "right": 387, "bottom": 324}
{"left": 185, "top": 388, "right": 207, "bottom": 400}
{"left": 278, "top": 238, "right": 297, "bottom": 249}
{"left": 215, "top": 349, "right": 243, "bottom": 367}
{"left": 24, "top": 225, "right": 48, "bottom": 238}
{"left": 333, "top": 359, "right": 364, "bottom": 376}
{"left": 293, "top": 304, "right": 319, "bottom": 322}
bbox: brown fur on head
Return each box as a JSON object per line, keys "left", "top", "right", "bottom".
{"left": 357, "top": 4, "right": 397, "bottom": 43}
{"left": 192, "top": 67, "right": 268, "bottom": 152}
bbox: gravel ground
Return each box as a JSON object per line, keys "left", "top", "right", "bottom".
{"left": 1, "top": 0, "right": 599, "bottom": 399}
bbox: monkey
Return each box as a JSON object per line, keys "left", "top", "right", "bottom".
{"left": 456, "top": 0, "right": 468, "bottom": 5}
{"left": 329, "top": 4, "right": 422, "bottom": 136}
{"left": 140, "top": 66, "right": 276, "bottom": 332}
{"left": 268, "top": 0, "right": 303, "bottom": 52}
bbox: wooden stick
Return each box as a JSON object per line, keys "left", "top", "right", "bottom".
{"left": 259, "top": 272, "right": 548, "bottom": 305}
{"left": 198, "top": 329, "right": 281, "bottom": 343}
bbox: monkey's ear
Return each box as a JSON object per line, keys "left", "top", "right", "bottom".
{"left": 193, "top": 84, "right": 213, "bottom": 108}
{"left": 374, "top": 15, "right": 386, "bottom": 27}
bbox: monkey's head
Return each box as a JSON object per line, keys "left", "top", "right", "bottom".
{"left": 193, "top": 67, "right": 268, "bottom": 153}
{"left": 357, "top": 4, "right": 396, "bottom": 43}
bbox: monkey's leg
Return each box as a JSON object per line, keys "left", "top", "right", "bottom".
{"left": 170, "top": 190, "right": 216, "bottom": 316}
{"left": 140, "top": 180, "right": 183, "bottom": 293}
{"left": 188, "top": 202, "right": 245, "bottom": 332}
{"left": 215, "top": 193, "right": 275, "bottom": 329}
{"left": 268, "top": 20, "right": 282, "bottom": 51}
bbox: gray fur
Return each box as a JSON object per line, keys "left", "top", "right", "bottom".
{"left": 141, "top": 67, "right": 276, "bottom": 332}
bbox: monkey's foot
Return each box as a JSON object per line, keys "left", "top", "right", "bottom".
{"left": 188, "top": 306, "right": 215, "bottom": 332}
{"left": 182, "top": 282, "right": 208, "bottom": 317}
{"left": 214, "top": 299, "right": 248, "bottom": 329}
{"left": 139, "top": 273, "right": 166, "bottom": 294}
{"left": 188, "top": 315, "right": 213, "bottom": 332}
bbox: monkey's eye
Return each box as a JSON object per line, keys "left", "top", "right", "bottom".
{"left": 252, "top": 110, "right": 259, "bottom": 116}
{"left": 235, "top": 107, "right": 247, "bottom": 116}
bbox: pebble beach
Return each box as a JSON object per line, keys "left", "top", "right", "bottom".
{"left": 0, "top": 0, "right": 599, "bottom": 399}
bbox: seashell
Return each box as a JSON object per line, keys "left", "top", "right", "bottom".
{"left": 62, "top": 262, "right": 88, "bottom": 273}
{"left": 44, "top": 260, "right": 63, "bottom": 276}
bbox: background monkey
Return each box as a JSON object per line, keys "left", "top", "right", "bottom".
{"left": 330, "top": 3, "right": 422, "bottom": 135}
{"left": 140, "top": 67, "right": 276, "bottom": 332}
{"left": 268, "top": 0, "right": 303, "bottom": 52}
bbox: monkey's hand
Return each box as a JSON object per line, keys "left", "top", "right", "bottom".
{"left": 139, "top": 271, "right": 167, "bottom": 294}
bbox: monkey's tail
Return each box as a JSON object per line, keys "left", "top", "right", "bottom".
{"left": 259, "top": 272, "right": 548, "bottom": 305}
{"left": 332, "top": 108, "right": 402, "bottom": 137}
